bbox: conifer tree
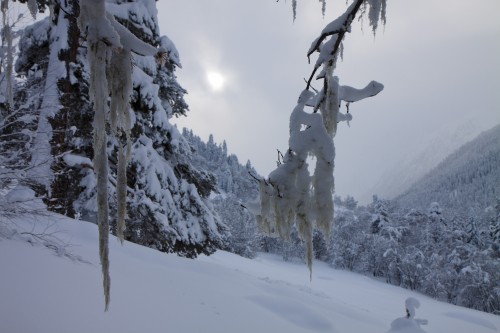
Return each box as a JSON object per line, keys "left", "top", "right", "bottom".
{"left": 489, "top": 197, "right": 500, "bottom": 257}
{"left": 492, "top": 197, "right": 500, "bottom": 244}
{"left": 371, "top": 195, "right": 389, "bottom": 234}
{"left": 14, "top": 0, "right": 226, "bottom": 310}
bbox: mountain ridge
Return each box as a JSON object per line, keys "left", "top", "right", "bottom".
{"left": 366, "top": 119, "right": 498, "bottom": 203}
{"left": 395, "top": 123, "right": 500, "bottom": 217}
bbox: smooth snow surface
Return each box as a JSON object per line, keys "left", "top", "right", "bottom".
{"left": 1, "top": 213, "right": 499, "bottom": 333}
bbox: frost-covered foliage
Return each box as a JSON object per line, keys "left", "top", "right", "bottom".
{"left": 326, "top": 193, "right": 500, "bottom": 315}
{"left": 259, "top": 0, "right": 385, "bottom": 274}
{"left": 212, "top": 195, "right": 258, "bottom": 258}
{"left": 182, "top": 129, "right": 261, "bottom": 258}
{"left": 183, "top": 130, "right": 260, "bottom": 202}
{"left": 181, "top": 130, "right": 324, "bottom": 261}
{"left": 1, "top": 8, "right": 50, "bottom": 209}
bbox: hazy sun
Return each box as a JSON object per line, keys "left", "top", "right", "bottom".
{"left": 206, "top": 71, "right": 225, "bottom": 91}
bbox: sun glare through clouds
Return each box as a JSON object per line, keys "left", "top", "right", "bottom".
{"left": 206, "top": 71, "right": 225, "bottom": 91}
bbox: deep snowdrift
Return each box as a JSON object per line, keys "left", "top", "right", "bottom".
{"left": 1, "top": 212, "right": 499, "bottom": 333}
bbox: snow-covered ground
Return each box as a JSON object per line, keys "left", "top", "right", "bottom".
{"left": 1, "top": 212, "right": 499, "bottom": 333}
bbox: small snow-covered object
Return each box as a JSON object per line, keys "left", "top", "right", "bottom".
{"left": 387, "top": 297, "right": 428, "bottom": 333}
{"left": 405, "top": 297, "right": 420, "bottom": 319}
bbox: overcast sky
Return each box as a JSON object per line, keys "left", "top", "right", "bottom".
{"left": 157, "top": 0, "right": 500, "bottom": 203}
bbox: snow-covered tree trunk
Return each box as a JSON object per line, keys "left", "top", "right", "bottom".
{"left": 1, "top": 0, "right": 14, "bottom": 108}
{"left": 23, "top": 2, "right": 71, "bottom": 199}
{"left": 49, "top": 3, "right": 95, "bottom": 217}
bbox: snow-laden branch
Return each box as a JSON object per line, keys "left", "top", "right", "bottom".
{"left": 260, "top": 0, "right": 387, "bottom": 275}
{"left": 340, "top": 80, "right": 384, "bottom": 102}
{"left": 305, "top": 0, "right": 387, "bottom": 90}
{"left": 260, "top": 90, "right": 335, "bottom": 275}
{"left": 306, "top": 77, "right": 384, "bottom": 134}
{"left": 105, "top": 12, "right": 160, "bottom": 56}
{"left": 306, "top": 0, "right": 364, "bottom": 90}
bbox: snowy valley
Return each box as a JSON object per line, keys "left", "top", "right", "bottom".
{"left": 1, "top": 213, "right": 499, "bottom": 333}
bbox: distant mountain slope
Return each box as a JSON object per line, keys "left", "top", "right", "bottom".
{"left": 368, "top": 119, "right": 495, "bottom": 202}
{"left": 395, "top": 124, "right": 500, "bottom": 217}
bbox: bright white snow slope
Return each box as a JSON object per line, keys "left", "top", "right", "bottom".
{"left": 1, "top": 213, "right": 499, "bottom": 333}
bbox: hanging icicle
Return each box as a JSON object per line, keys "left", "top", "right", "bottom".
{"left": 78, "top": 0, "right": 172, "bottom": 310}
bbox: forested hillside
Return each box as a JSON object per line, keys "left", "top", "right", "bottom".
{"left": 181, "top": 129, "right": 262, "bottom": 258}
{"left": 324, "top": 195, "right": 499, "bottom": 314}
{"left": 396, "top": 124, "right": 500, "bottom": 220}
{"left": 368, "top": 120, "right": 493, "bottom": 203}
{"left": 319, "top": 127, "right": 500, "bottom": 314}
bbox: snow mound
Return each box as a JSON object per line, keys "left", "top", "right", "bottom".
{"left": 387, "top": 317, "right": 426, "bottom": 333}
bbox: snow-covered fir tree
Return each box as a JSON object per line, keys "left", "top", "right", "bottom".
{"left": 14, "top": 0, "right": 226, "bottom": 255}
{"left": 370, "top": 195, "right": 390, "bottom": 234}
{"left": 1, "top": 0, "right": 13, "bottom": 110}
{"left": 489, "top": 197, "right": 500, "bottom": 253}
{"left": 12, "top": 0, "right": 227, "bottom": 309}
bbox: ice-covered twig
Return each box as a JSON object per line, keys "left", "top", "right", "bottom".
{"left": 248, "top": 171, "right": 262, "bottom": 184}
{"left": 306, "top": 0, "right": 364, "bottom": 89}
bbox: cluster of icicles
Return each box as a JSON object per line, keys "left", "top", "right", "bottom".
{"left": 78, "top": 0, "right": 167, "bottom": 311}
